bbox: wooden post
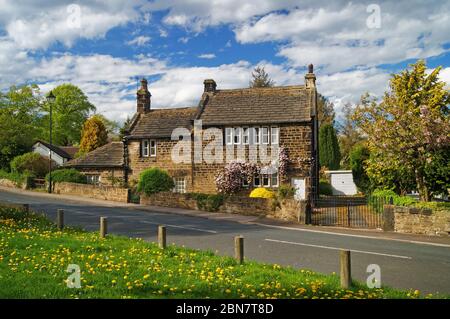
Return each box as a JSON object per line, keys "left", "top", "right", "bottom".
{"left": 22, "top": 204, "right": 29, "bottom": 212}
{"left": 100, "top": 217, "right": 107, "bottom": 238}
{"left": 234, "top": 236, "right": 244, "bottom": 264}
{"left": 340, "top": 250, "right": 351, "bottom": 289}
{"left": 56, "top": 209, "right": 64, "bottom": 230}
{"left": 158, "top": 226, "right": 166, "bottom": 249}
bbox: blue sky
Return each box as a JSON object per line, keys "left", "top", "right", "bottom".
{"left": 0, "top": 1, "right": 449, "bottom": 122}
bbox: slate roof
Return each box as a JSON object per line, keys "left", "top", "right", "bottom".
{"left": 198, "top": 86, "right": 312, "bottom": 126}
{"left": 65, "top": 142, "right": 124, "bottom": 168}
{"left": 60, "top": 146, "right": 79, "bottom": 158}
{"left": 129, "top": 107, "right": 199, "bottom": 138}
{"left": 33, "top": 140, "right": 74, "bottom": 159}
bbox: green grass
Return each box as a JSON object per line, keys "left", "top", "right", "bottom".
{"left": 0, "top": 207, "right": 444, "bottom": 299}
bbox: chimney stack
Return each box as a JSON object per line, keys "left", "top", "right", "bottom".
{"left": 137, "top": 78, "right": 151, "bottom": 113}
{"left": 305, "top": 64, "right": 316, "bottom": 89}
{"left": 203, "top": 79, "right": 217, "bottom": 93}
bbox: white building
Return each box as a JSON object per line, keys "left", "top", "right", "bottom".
{"left": 325, "top": 170, "right": 358, "bottom": 195}
{"left": 32, "top": 140, "right": 78, "bottom": 166}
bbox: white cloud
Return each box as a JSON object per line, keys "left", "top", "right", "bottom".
{"left": 127, "top": 36, "right": 151, "bottom": 46}
{"left": 198, "top": 53, "right": 216, "bottom": 59}
{"left": 178, "top": 37, "right": 190, "bottom": 44}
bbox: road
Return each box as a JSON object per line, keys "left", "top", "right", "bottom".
{"left": 1, "top": 188, "right": 449, "bottom": 295}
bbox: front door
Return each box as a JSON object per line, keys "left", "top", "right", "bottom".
{"left": 292, "top": 178, "right": 306, "bottom": 200}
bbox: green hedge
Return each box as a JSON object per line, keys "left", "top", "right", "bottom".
{"left": 10, "top": 152, "right": 52, "bottom": 178}
{"left": 0, "top": 169, "right": 33, "bottom": 188}
{"left": 188, "top": 193, "right": 224, "bottom": 212}
{"left": 137, "top": 168, "right": 174, "bottom": 196}
{"left": 45, "top": 169, "right": 86, "bottom": 184}
{"left": 319, "top": 179, "right": 333, "bottom": 196}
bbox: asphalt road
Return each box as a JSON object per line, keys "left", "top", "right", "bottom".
{"left": 1, "top": 189, "right": 449, "bottom": 295}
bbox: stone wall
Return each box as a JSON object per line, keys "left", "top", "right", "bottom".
{"left": 140, "top": 192, "right": 302, "bottom": 221}
{"left": 127, "top": 123, "right": 314, "bottom": 196}
{"left": 384, "top": 205, "right": 450, "bottom": 236}
{"left": 53, "top": 182, "right": 130, "bottom": 203}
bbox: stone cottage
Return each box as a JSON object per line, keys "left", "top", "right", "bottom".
{"left": 66, "top": 65, "right": 319, "bottom": 200}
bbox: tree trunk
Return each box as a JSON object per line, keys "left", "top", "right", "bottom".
{"left": 415, "top": 169, "right": 430, "bottom": 202}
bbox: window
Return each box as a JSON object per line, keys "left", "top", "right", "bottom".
{"left": 262, "top": 174, "right": 270, "bottom": 187}
{"left": 253, "top": 174, "right": 261, "bottom": 187}
{"left": 150, "top": 140, "right": 157, "bottom": 157}
{"left": 253, "top": 127, "right": 260, "bottom": 145}
{"left": 86, "top": 175, "right": 100, "bottom": 185}
{"left": 173, "top": 177, "right": 186, "bottom": 193}
{"left": 271, "top": 173, "right": 279, "bottom": 187}
{"left": 242, "top": 177, "right": 249, "bottom": 187}
{"left": 225, "top": 128, "right": 233, "bottom": 145}
{"left": 142, "top": 140, "right": 149, "bottom": 157}
{"left": 234, "top": 127, "right": 241, "bottom": 144}
{"left": 262, "top": 127, "right": 269, "bottom": 144}
{"left": 242, "top": 127, "right": 249, "bottom": 145}
{"left": 271, "top": 127, "right": 279, "bottom": 145}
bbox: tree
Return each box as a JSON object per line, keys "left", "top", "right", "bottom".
{"left": 319, "top": 124, "right": 341, "bottom": 170}
{"left": 0, "top": 85, "right": 42, "bottom": 170}
{"left": 93, "top": 114, "right": 120, "bottom": 141}
{"left": 78, "top": 115, "right": 108, "bottom": 155}
{"left": 119, "top": 116, "right": 132, "bottom": 139}
{"left": 10, "top": 152, "right": 56, "bottom": 178}
{"left": 40, "top": 84, "right": 95, "bottom": 146}
{"left": 249, "top": 66, "right": 275, "bottom": 88}
{"left": 317, "top": 94, "right": 336, "bottom": 126}
{"left": 338, "top": 102, "right": 364, "bottom": 168}
{"left": 349, "top": 143, "right": 371, "bottom": 194}
{"left": 353, "top": 60, "right": 450, "bottom": 201}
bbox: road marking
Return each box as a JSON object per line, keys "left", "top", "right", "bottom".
{"left": 141, "top": 221, "right": 218, "bottom": 234}
{"left": 256, "top": 223, "right": 450, "bottom": 248}
{"left": 265, "top": 238, "right": 412, "bottom": 259}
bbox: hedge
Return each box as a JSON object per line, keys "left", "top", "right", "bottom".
{"left": 137, "top": 168, "right": 174, "bottom": 196}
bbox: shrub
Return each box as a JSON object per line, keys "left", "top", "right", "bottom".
{"left": 249, "top": 187, "right": 275, "bottom": 199}
{"left": 319, "top": 179, "right": 333, "bottom": 195}
{"left": 277, "top": 184, "right": 295, "bottom": 200}
{"left": 188, "top": 193, "right": 224, "bottom": 212}
{"left": 46, "top": 169, "right": 86, "bottom": 184}
{"left": 137, "top": 168, "right": 174, "bottom": 196}
{"left": 10, "top": 152, "right": 54, "bottom": 178}
{"left": 0, "top": 169, "right": 28, "bottom": 187}
{"left": 369, "top": 188, "right": 418, "bottom": 212}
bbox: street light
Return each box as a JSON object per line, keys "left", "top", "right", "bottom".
{"left": 47, "top": 90, "right": 56, "bottom": 193}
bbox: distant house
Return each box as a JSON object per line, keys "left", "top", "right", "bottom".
{"left": 325, "top": 170, "right": 358, "bottom": 195}
{"left": 32, "top": 140, "right": 78, "bottom": 166}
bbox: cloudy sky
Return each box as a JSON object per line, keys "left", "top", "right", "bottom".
{"left": 1, "top": 0, "right": 449, "bottom": 122}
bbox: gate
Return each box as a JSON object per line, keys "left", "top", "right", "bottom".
{"left": 310, "top": 196, "right": 386, "bottom": 229}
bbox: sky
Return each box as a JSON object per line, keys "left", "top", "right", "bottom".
{"left": 0, "top": 0, "right": 449, "bottom": 123}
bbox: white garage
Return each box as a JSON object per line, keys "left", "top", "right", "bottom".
{"left": 325, "top": 170, "right": 358, "bottom": 195}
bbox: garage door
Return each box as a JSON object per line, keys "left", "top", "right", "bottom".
{"left": 330, "top": 173, "right": 357, "bottom": 195}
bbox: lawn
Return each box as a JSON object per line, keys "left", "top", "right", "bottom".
{"left": 0, "top": 206, "right": 440, "bottom": 299}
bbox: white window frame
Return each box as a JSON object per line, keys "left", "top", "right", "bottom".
{"left": 253, "top": 174, "right": 261, "bottom": 187}
{"left": 173, "top": 177, "right": 186, "bottom": 193}
{"left": 86, "top": 174, "right": 100, "bottom": 185}
{"left": 253, "top": 127, "right": 260, "bottom": 145}
{"left": 271, "top": 126, "right": 279, "bottom": 145}
{"left": 242, "top": 177, "right": 249, "bottom": 187}
{"left": 150, "top": 140, "right": 157, "bottom": 157}
{"left": 262, "top": 126, "right": 270, "bottom": 145}
{"left": 262, "top": 174, "right": 270, "bottom": 187}
{"left": 234, "top": 127, "right": 241, "bottom": 145}
{"left": 242, "top": 127, "right": 249, "bottom": 145}
{"left": 142, "top": 139, "right": 150, "bottom": 157}
{"left": 271, "top": 173, "right": 279, "bottom": 187}
{"left": 225, "top": 127, "right": 233, "bottom": 145}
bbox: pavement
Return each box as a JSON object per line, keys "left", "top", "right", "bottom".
{"left": 1, "top": 185, "right": 450, "bottom": 295}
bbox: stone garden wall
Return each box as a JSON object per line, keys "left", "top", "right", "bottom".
{"left": 53, "top": 182, "right": 130, "bottom": 203}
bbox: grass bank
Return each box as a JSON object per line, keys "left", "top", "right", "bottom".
{"left": 0, "top": 206, "right": 442, "bottom": 299}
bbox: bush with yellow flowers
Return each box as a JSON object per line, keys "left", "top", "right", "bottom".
{"left": 249, "top": 187, "right": 275, "bottom": 199}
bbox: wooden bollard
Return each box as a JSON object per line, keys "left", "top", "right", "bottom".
{"left": 22, "top": 204, "right": 29, "bottom": 212}
{"left": 234, "top": 236, "right": 244, "bottom": 264}
{"left": 56, "top": 209, "right": 64, "bottom": 230}
{"left": 100, "top": 217, "right": 107, "bottom": 238}
{"left": 158, "top": 226, "right": 166, "bottom": 249}
{"left": 340, "top": 250, "right": 352, "bottom": 289}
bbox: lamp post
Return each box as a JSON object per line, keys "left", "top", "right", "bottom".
{"left": 47, "top": 90, "right": 56, "bottom": 193}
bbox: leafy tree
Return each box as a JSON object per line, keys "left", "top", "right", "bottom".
{"left": 353, "top": 60, "right": 450, "bottom": 201}
{"left": 319, "top": 124, "right": 341, "bottom": 170}
{"left": 338, "top": 102, "right": 364, "bottom": 168}
{"left": 0, "top": 85, "right": 42, "bottom": 170}
{"left": 317, "top": 94, "right": 336, "bottom": 126}
{"left": 10, "top": 152, "right": 56, "bottom": 178}
{"left": 349, "top": 143, "right": 371, "bottom": 194}
{"left": 93, "top": 113, "right": 120, "bottom": 141}
{"left": 249, "top": 66, "right": 275, "bottom": 88}
{"left": 119, "top": 116, "right": 132, "bottom": 139}
{"left": 40, "top": 84, "right": 95, "bottom": 146}
{"left": 78, "top": 115, "right": 108, "bottom": 155}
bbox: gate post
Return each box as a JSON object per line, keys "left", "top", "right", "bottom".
{"left": 305, "top": 198, "right": 312, "bottom": 224}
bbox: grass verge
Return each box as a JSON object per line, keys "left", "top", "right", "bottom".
{"left": 0, "top": 206, "right": 444, "bottom": 299}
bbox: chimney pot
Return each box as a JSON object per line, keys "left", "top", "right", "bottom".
{"left": 137, "top": 77, "right": 151, "bottom": 113}
{"left": 203, "top": 79, "right": 217, "bottom": 93}
{"left": 308, "top": 64, "right": 314, "bottom": 74}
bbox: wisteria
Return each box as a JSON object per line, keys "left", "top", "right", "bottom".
{"left": 278, "top": 146, "right": 290, "bottom": 183}
{"left": 215, "top": 161, "right": 259, "bottom": 194}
